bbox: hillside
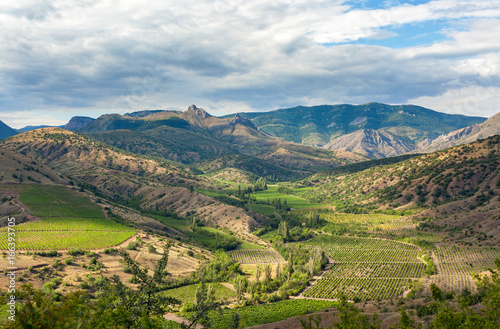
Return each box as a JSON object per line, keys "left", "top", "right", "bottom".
{"left": 322, "top": 129, "right": 414, "bottom": 158}
{"left": 0, "top": 128, "right": 263, "bottom": 241}
{"left": 417, "top": 111, "right": 500, "bottom": 153}
{"left": 298, "top": 135, "right": 500, "bottom": 245}
{"left": 77, "top": 105, "right": 368, "bottom": 178}
{"left": 64, "top": 116, "right": 95, "bottom": 131}
{"left": 0, "top": 145, "right": 69, "bottom": 226}
{"left": 0, "top": 120, "right": 18, "bottom": 139}
{"left": 230, "top": 103, "right": 485, "bottom": 154}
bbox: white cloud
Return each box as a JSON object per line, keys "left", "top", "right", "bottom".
{"left": 409, "top": 85, "right": 500, "bottom": 117}
{"left": 0, "top": 0, "right": 499, "bottom": 128}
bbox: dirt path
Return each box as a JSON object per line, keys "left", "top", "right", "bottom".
{"left": 221, "top": 282, "right": 236, "bottom": 292}
{"left": 295, "top": 257, "right": 334, "bottom": 299}
{"left": 163, "top": 313, "right": 203, "bottom": 329}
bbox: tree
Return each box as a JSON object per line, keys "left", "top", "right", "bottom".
{"left": 181, "top": 281, "right": 222, "bottom": 329}
{"left": 278, "top": 221, "right": 290, "bottom": 241}
{"left": 264, "top": 264, "right": 272, "bottom": 283}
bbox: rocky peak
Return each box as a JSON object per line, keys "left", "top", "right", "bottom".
{"left": 63, "top": 116, "right": 95, "bottom": 131}
{"left": 229, "top": 114, "right": 258, "bottom": 129}
{"left": 186, "top": 105, "right": 212, "bottom": 119}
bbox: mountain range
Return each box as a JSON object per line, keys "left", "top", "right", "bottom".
{"left": 227, "top": 103, "right": 486, "bottom": 157}
{"left": 0, "top": 103, "right": 496, "bottom": 163}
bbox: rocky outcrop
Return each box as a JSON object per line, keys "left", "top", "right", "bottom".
{"left": 64, "top": 116, "right": 95, "bottom": 131}
{"left": 322, "top": 129, "right": 414, "bottom": 158}
{"left": 229, "top": 114, "right": 258, "bottom": 129}
{"left": 417, "top": 112, "right": 500, "bottom": 153}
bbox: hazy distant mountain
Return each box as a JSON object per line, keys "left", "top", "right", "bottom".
{"left": 230, "top": 103, "right": 486, "bottom": 155}
{"left": 322, "top": 129, "right": 414, "bottom": 158}
{"left": 18, "top": 125, "right": 62, "bottom": 132}
{"left": 0, "top": 120, "right": 18, "bottom": 139}
{"left": 63, "top": 116, "right": 95, "bottom": 131}
{"left": 416, "top": 111, "right": 500, "bottom": 153}
{"left": 124, "top": 109, "right": 168, "bottom": 118}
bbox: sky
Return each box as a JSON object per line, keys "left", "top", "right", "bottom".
{"left": 0, "top": 0, "right": 499, "bottom": 128}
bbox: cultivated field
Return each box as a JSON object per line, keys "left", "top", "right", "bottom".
{"left": 228, "top": 249, "right": 285, "bottom": 264}
{"left": 250, "top": 186, "right": 325, "bottom": 209}
{"left": 302, "top": 235, "right": 424, "bottom": 300}
{"left": 429, "top": 245, "right": 500, "bottom": 293}
{"left": 0, "top": 185, "right": 135, "bottom": 250}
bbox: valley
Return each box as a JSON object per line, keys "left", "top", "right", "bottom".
{"left": 1, "top": 105, "right": 500, "bottom": 328}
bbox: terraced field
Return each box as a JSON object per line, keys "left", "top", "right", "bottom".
{"left": 430, "top": 245, "right": 500, "bottom": 294}
{"left": 0, "top": 185, "right": 135, "bottom": 250}
{"left": 302, "top": 235, "right": 424, "bottom": 300}
{"left": 228, "top": 249, "right": 285, "bottom": 264}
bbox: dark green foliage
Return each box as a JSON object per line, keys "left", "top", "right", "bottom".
{"left": 198, "top": 251, "right": 241, "bottom": 282}
{"left": 299, "top": 295, "right": 381, "bottom": 329}
{"left": 232, "top": 103, "right": 485, "bottom": 147}
{"left": 34, "top": 250, "right": 58, "bottom": 257}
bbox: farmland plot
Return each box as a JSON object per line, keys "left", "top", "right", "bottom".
{"left": 430, "top": 245, "right": 500, "bottom": 293}
{"left": 228, "top": 249, "right": 285, "bottom": 264}
{"left": 302, "top": 235, "right": 424, "bottom": 301}
{"left": 0, "top": 185, "right": 135, "bottom": 250}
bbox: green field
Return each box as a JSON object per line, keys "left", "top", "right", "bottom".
{"left": 301, "top": 235, "right": 424, "bottom": 301}
{"left": 162, "top": 283, "right": 237, "bottom": 304}
{"left": 0, "top": 185, "right": 135, "bottom": 250}
{"left": 185, "top": 299, "right": 338, "bottom": 328}
{"left": 16, "top": 185, "right": 107, "bottom": 218}
{"left": 245, "top": 203, "right": 277, "bottom": 217}
{"left": 250, "top": 186, "right": 325, "bottom": 209}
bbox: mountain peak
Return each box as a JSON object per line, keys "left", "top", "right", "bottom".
{"left": 186, "top": 105, "right": 212, "bottom": 118}
{"left": 64, "top": 116, "right": 95, "bottom": 131}
{"left": 230, "top": 113, "right": 257, "bottom": 129}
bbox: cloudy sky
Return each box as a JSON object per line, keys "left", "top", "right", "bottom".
{"left": 1, "top": 0, "right": 499, "bottom": 128}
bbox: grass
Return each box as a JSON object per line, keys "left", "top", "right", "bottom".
{"left": 194, "top": 188, "right": 225, "bottom": 198}
{"left": 13, "top": 185, "right": 106, "bottom": 219}
{"left": 245, "top": 203, "right": 277, "bottom": 217}
{"left": 250, "top": 186, "right": 325, "bottom": 209}
{"left": 162, "top": 283, "right": 236, "bottom": 304}
{"left": 0, "top": 303, "right": 10, "bottom": 325}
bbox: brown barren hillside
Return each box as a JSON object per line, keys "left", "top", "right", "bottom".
{"left": 417, "top": 111, "right": 500, "bottom": 153}
{"left": 305, "top": 135, "right": 500, "bottom": 245}
{"left": 0, "top": 128, "right": 261, "bottom": 241}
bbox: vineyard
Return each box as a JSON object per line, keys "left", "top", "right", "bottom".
{"left": 302, "top": 235, "right": 424, "bottom": 300}
{"left": 322, "top": 262, "right": 426, "bottom": 278}
{"left": 429, "top": 245, "right": 500, "bottom": 293}
{"left": 189, "top": 299, "right": 338, "bottom": 328}
{"left": 304, "top": 278, "right": 412, "bottom": 301}
{"left": 320, "top": 212, "right": 441, "bottom": 243}
{"left": 0, "top": 230, "right": 134, "bottom": 250}
{"left": 0, "top": 185, "right": 135, "bottom": 250}
{"left": 228, "top": 249, "right": 285, "bottom": 264}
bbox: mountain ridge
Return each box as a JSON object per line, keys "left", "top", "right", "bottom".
{"left": 226, "top": 103, "right": 486, "bottom": 156}
{"left": 0, "top": 119, "right": 18, "bottom": 139}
